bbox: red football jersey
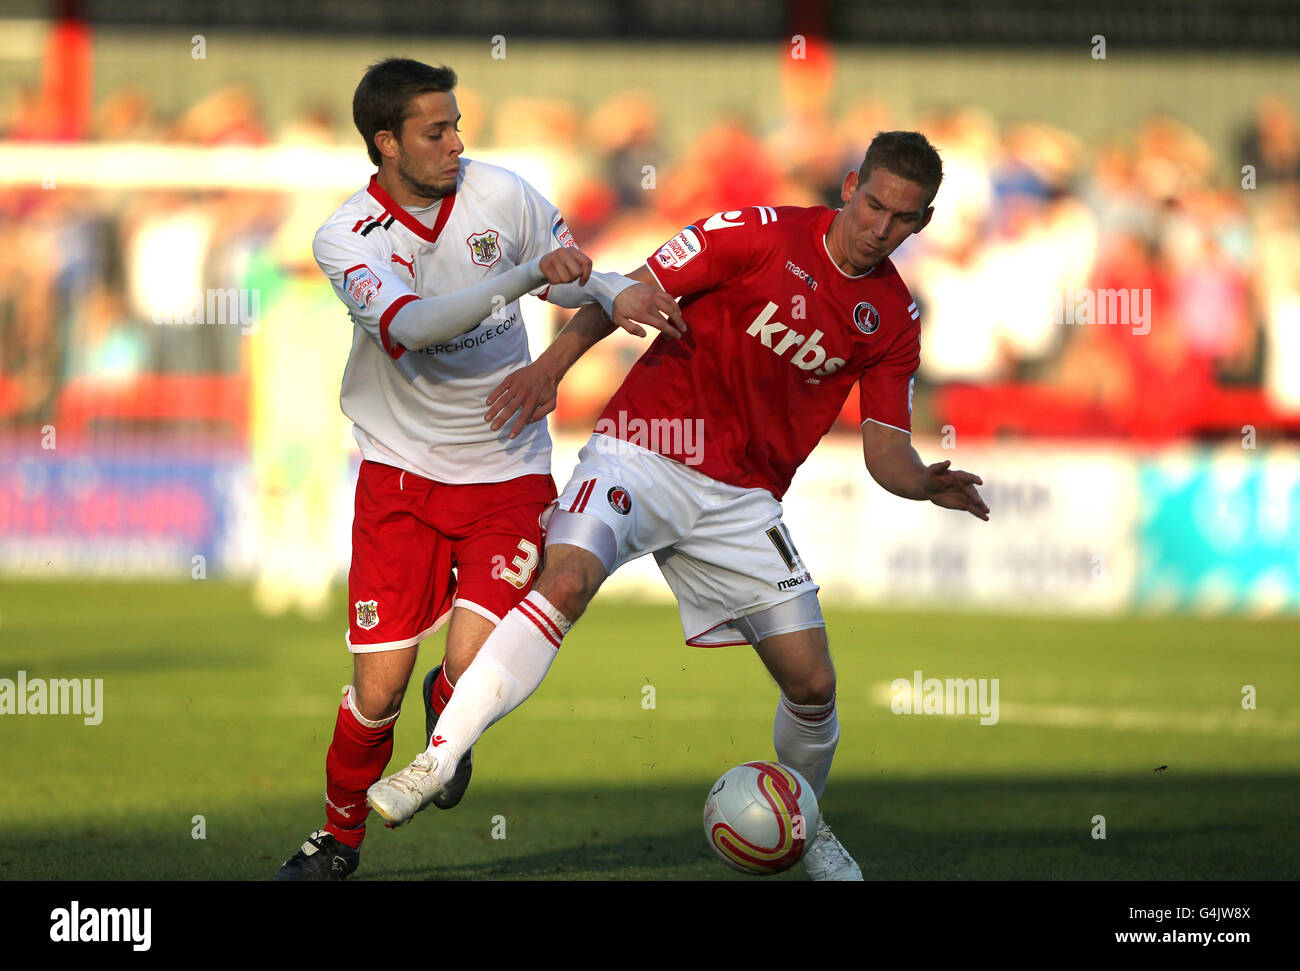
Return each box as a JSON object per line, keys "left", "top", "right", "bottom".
{"left": 595, "top": 205, "right": 921, "bottom": 499}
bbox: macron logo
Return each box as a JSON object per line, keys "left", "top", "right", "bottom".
{"left": 430, "top": 735, "right": 447, "bottom": 747}
{"left": 785, "top": 260, "right": 818, "bottom": 290}
{"left": 746, "top": 302, "right": 845, "bottom": 376}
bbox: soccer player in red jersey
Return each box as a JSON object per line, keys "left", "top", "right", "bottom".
{"left": 369, "top": 131, "right": 988, "bottom": 879}
{"left": 274, "top": 59, "right": 682, "bottom": 880}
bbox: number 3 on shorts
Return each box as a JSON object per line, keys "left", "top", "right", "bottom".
{"left": 497, "top": 538, "right": 540, "bottom": 589}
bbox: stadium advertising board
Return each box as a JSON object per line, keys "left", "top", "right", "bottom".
{"left": 1137, "top": 448, "right": 1300, "bottom": 613}
{"left": 0, "top": 447, "right": 237, "bottom": 577}
{"left": 777, "top": 439, "right": 1140, "bottom": 614}
{"left": 7, "top": 440, "right": 1297, "bottom": 617}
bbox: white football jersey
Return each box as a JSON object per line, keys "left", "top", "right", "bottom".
{"left": 313, "top": 158, "right": 575, "bottom": 484}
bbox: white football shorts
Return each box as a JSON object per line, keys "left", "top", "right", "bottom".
{"left": 545, "top": 434, "right": 820, "bottom": 646}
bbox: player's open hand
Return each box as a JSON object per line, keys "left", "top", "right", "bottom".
{"left": 922, "top": 460, "right": 989, "bottom": 520}
{"left": 539, "top": 247, "right": 593, "bottom": 286}
{"left": 485, "top": 360, "right": 560, "bottom": 440}
{"left": 611, "top": 283, "right": 686, "bottom": 339}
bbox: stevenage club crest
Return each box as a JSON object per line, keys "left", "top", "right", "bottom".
{"left": 467, "top": 230, "right": 502, "bottom": 268}
{"left": 852, "top": 301, "right": 881, "bottom": 335}
{"left": 355, "top": 600, "right": 379, "bottom": 630}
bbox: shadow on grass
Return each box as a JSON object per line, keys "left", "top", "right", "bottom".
{"left": 2, "top": 645, "right": 267, "bottom": 676}
{"left": 1, "top": 773, "right": 1296, "bottom": 881}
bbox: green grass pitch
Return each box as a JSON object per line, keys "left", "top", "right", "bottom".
{"left": 0, "top": 579, "right": 1296, "bottom": 880}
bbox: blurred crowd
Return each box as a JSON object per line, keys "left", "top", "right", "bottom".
{"left": 3, "top": 69, "right": 1299, "bottom": 440}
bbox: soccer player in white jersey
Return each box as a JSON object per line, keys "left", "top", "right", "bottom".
{"left": 368, "top": 130, "right": 990, "bottom": 880}
{"left": 275, "top": 58, "right": 683, "bottom": 880}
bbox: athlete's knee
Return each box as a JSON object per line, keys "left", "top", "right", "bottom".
{"left": 783, "top": 667, "right": 836, "bottom": 707}
{"left": 535, "top": 556, "right": 600, "bottom": 621}
{"left": 348, "top": 683, "right": 403, "bottom": 722}
{"left": 541, "top": 510, "right": 616, "bottom": 612}
{"left": 350, "top": 659, "right": 410, "bottom": 721}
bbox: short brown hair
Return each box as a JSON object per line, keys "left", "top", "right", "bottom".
{"left": 858, "top": 131, "right": 943, "bottom": 202}
{"left": 353, "top": 58, "right": 457, "bottom": 166}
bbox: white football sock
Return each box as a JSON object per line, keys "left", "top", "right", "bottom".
{"left": 425, "top": 591, "right": 571, "bottom": 785}
{"left": 772, "top": 693, "right": 839, "bottom": 800}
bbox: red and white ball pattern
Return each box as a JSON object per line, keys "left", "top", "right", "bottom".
{"left": 703, "top": 761, "right": 820, "bottom": 875}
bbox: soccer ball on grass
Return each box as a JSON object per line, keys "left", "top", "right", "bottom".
{"left": 703, "top": 761, "right": 819, "bottom": 875}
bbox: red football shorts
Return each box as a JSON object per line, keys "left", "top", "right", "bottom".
{"left": 346, "top": 460, "right": 557, "bottom": 653}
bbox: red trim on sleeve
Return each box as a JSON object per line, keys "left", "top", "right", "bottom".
{"left": 537, "top": 286, "right": 551, "bottom": 302}
{"left": 643, "top": 259, "right": 674, "bottom": 296}
{"left": 379, "top": 293, "right": 420, "bottom": 359}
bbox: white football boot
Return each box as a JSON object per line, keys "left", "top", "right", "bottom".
{"left": 366, "top": 751, "right": 447, "bottom": 827}
{"left": 802, "top": 821, "right": 864, "bottom": 881}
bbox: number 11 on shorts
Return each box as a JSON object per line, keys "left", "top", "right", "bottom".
{"left": 766, "top": 524, "right": 800, "bottom": 572}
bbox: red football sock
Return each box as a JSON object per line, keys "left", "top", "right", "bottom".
{"left": 323, "top": 690, "right": 396, "bottom": 848}
{"left": 429, "top": 664, "right": 454, "bottom": 717}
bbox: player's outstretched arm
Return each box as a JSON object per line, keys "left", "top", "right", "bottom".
{"left": 388, "top": 248, "right": 592, "bottom": 352}
{"left": 545, "top": 264, "right": 685, "bottom": 339}
{"left": 607, "top": 265, "right": 686, "bottom": 339}
{"left": 484, "top": 265, "right": 685, "bottom": 439}
{"left": 861, "top": 419, "right": 990, "bottom": 520}
{"left": 485, "top": 301, "right": 612, "bottom": 438}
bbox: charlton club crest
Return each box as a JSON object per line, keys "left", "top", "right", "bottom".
{"left": 852, "top": 301, "right": 881, "bottom": 335}
{"left": 355, "top": 600, "right": 379, "bottom": 631}
{"left": 607, "top": 487, "right": 632, "bottom": 515}
{"left": 467, "top": 230, "right": 502, "bottom": 268}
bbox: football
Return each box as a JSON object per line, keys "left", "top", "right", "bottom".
{"left": 703, "top": 761, "right": 820, "bottom": 875}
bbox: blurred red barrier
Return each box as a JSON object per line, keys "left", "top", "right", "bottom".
{"left": 936, "top": 383, "right": 1300, "bottom": 441}
{"left": 57, "top": 373, "right": 248, "bottom": 437}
